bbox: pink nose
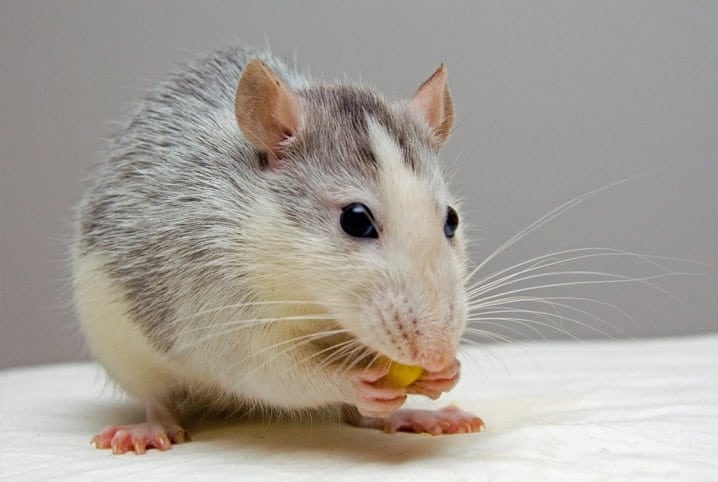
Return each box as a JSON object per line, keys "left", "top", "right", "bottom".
{"left": 416, "top": 347, "right": 454, "bottom": 372}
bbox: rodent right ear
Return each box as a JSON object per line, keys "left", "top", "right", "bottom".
{"left": 235, "top": 60, "right": 304, "bottom": 168}
{"left": 411, "top": 64, "right": 454, "bottom": 147}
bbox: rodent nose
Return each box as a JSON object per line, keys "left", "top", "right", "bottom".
{"left": 416, "top": 347, "right": 455, "bottom": 373}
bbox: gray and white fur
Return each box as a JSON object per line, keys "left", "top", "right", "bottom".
{"left": 73, "top": 46, "right": 468, "bottom": 430}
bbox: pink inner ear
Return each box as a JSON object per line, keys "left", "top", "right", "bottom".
{"left": 412, "top": 66, "right": 446, "bottom": 126}
{"left": 413, "top": 88, "right": 444, "bottom": 129}
{"left": 411, "top": 64, "right": 453, "bottom": 144}
{"left": 234, "top": 60, "right": 304, "bottom": 167}
{"left": 273, "top": 83, "right": 303, "bottom": 142}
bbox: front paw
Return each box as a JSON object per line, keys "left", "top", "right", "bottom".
{"left": 384, "top": 406, "right": 484, "bottom": 435}
{"left": 350, "top": 366, "right": 408, "bottom": 418}
{"left": 407, "top": 358, "right": 461, "bottom": 399}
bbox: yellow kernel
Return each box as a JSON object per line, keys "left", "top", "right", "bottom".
{"left": 379, "top": 357, "right": 424, "bottom": 388}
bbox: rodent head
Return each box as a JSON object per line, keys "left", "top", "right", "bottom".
{"left": 235, "top": 60, "right": 466, "bottom": 372}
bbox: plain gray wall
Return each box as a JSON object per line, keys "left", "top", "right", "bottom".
{"left": 2, "top": 1, "right": 717, "bottom": 368}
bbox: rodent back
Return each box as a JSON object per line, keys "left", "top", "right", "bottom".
{"left": 75, "top": 48, "right": 304, "bottom": 349}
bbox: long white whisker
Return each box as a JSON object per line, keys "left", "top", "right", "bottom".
{"left": 183, "top": 314, "right": 338, "bottom": 336}
{"left": 467, "top": 252, "right": 679, "bottom": 299}
{"left": 466, "top": 315, "right": 585, "bottom": 339}
{"left": 467, "top": 247, "right": 676, "bottom": 296}
{"left": 462, "top": 328, "right": 519, "bottom": 344}
{"left": 466, "top": 171, "right": 658, "bottom": 282}
{"left": 240, "top": 329, "right": 356, "bottom": 379}
{"left": 469, "top": 295, "right": 636, "bottom": 331}
{"left": 476, "top": 296, "right": 635, "bottom": 322}
{"left": 300, "top": 338, "right": 361, "bottom": 368}
{"left": 170, "top": 300, "right": 352, "bottom": 325}
{"left": 465, "top": 318, "right": 545, "bottom": 339}
{"left": 468, "top": 271, "right": 688, "bottom": 307}
{"left": 468, "top": 304, "right": 617, "bottom": 337}
{"left": 468, "top": 305, "right": 609, "bottom": 337}
{"left": 178, "top": 317, "right": 342, "bottom": 355}
{"left": 311, "top": 340, "right": 368, "bottom": 371}
{"left": 247, "top": 328, "right": 353, "bottom": 361}
{"left": 472, "top": 294, "right": 632, "bottom": 318}
{"left": 338, "top": 346, "right": 378, "bottom": 378}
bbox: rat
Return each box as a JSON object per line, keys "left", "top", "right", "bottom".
{"left": 72, "top": 46, "right": 484, "bottom": 454}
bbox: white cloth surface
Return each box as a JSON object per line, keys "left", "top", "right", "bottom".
{"left": 1, "top": 335, "right": 717, "bottom": 481}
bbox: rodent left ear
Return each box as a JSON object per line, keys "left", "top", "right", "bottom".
{"left": 411, "top": 64, "right": 454, "bottom": 146}
{"left": 235, "top": 60, "right": 304, "bottom": 168}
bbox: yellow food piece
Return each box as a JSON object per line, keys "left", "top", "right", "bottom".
{"left": 379, "top": 357, "right": 424, "bottom": 388}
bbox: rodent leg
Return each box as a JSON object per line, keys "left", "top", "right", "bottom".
{"left": 91, "top": 400, "right": 188, "bottom": 455}
{"left": 406, "top": 358, "right": 461, "bottom": 400}
{"left": 344, "top": 405, "right": 484, "bottom": 435}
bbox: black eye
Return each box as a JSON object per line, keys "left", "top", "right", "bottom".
{"left": 444, "top": 206, "right": 459, "bottom": 238}
{"left": 340, "top": 203, "right": 378, "bottom": 239}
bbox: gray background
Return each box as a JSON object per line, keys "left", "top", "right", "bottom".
{"left": 1, "top": 1, "right": 716, "bottom": 368}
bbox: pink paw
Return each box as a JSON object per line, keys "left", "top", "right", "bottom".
{"left": 384, "top": 406, "right": 484, "bottom": 435}
{"left": 351, "top": 365, "right": 408, "bottom": 418}
{"left": 91, "top": 422, "right": 189, "bottom": 454}
{"left": 408, "top": 358, "right": 461, "bottom": 399}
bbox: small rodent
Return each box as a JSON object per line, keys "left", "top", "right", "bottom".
{"left": 72, "top": 46, "right": 483, "bottom": 454}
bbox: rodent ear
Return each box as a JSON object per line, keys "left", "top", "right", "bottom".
{"left": 235, "top": 59, "right": 303, "bottom": 167}
{"left": 411, "top": 64, "right": 454, "bottom": 146}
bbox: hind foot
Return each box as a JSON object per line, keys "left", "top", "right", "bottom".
{"left": 91, "top": 399, "right": 188, "bottom": 454}
{"left": 91, "top": 422, "right": 189, "bottom": 454}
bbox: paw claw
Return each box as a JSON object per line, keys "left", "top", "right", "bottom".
{"left": 91, "top": 422, "right": 188, "bottom": 454}
{"left": 153, "top": 433, "right": 172, "bottom": 451}
{"left": 133, "top": 439, "right": 146, "bottom": 455}
{"left": 90, "top": 435, "right": 101, "bottom": 448}
{"left": 172, "top": 430, "right": 190, "bottom": 444}
{"left": 111, "top": 437, "right": 127, "bottom": 455}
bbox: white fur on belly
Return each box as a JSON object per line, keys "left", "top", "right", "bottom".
{"left": 73, "top": 253, "right": 182, "bottom": 399}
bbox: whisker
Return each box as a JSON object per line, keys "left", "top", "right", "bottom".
{"left": 239, "top": 329, "right": 357, "bottom": 379}
{"left": 473, "top": 294, "right": 636, "bottom": 328}
{"left": 182, "top": 313, "right": 338, "bottom": 336}
{"left": 312, "top": 340, "right": 368, "bottom": 371}
{"left": 462, "top": 328, "right": 519, "bottom": 344}
{"left": 464, "top": 319, "right": 541, "bottom": 340}
{"left": 468, "top": 304, "right": 616, "bottom": 338}
{"left": 246, "top": 328, "right": 353, "bottom": 361}
{"left": 459, "top": 332, "right": 544, "bottom": 372}
{"left": 338, "top": 347, "right": 378, "bottom": 379}
{"left": 463, "top": 331, "right": 529, "bottom": 350}
{"left": 467, "top": 315, "right": 584, "bottom": 340}
{"left": 468, "top": 271, "right": 689, "bottom": 307}
{"left": 469, "top": 311, "right": 554, "bottom": 340}
{"left": 300, "top": 338, "right": 361, "bottom": 369}
{"left": 471, "top": 294, "right": 635, "bottom": 320}
{"left": 170, "top": 300, "right": 353, "bottom": 325}
{"left": 467, "top": 247, "right": 676, "bottom": 296}
{"left": 178, "top": 316, "right": 343, "bottom": 355}
{"left": 466, "top": 171, "right": 657, "bottom": 282}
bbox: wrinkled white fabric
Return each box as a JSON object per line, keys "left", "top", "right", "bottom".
{"left": 1, "top": 335, "right": 716, "bottom": 481}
